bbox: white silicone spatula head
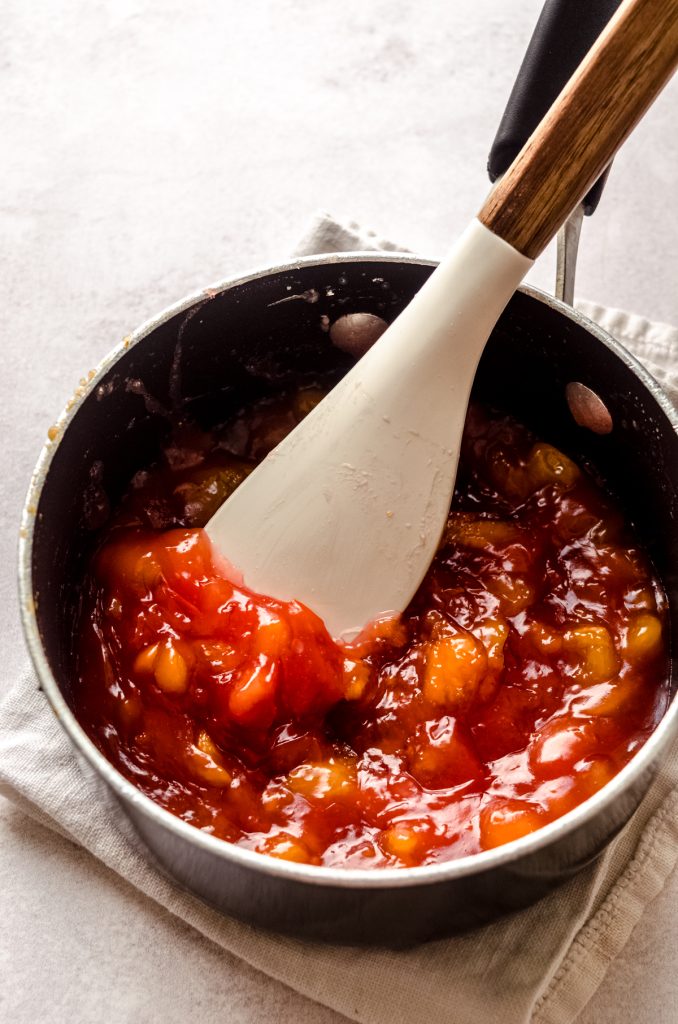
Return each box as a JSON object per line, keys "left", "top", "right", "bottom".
{"left": 209, "top": 223, "right": 531, "bottom": 636}
{"left": 207, "top": 0, "right": 677, "bottom": 638}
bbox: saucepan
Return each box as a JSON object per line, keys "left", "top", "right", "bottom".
{"left": 19, "top": 0, "right": 678, "bottom": 944}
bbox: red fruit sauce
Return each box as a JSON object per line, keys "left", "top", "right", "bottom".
{"left": 74, "top": 391, "right": 669, "bottom": 868}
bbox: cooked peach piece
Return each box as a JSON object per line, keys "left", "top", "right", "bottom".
{"left": 423, "top": 632, "right": 488, "bottom": 708}
{"left": 407, "top": 716, "right": 485, "bottom": 789}
{"left": 571, "top": 677, "right": 640, "bottom": 718}
{"left": 133, "top": 643, "right": 160, "bottom": 675}
{"left": 479, "top": 799, "right": 544, "bottom": 848}
{"left": 286, "top": 760, "right": 357, "bottom": 804}
{"left": 380, "top": 822, "right": 428, "bottom": 865}
{"left": 486, "top": 574, "right": 536, "bottom": 616}
{"left": 342, "top": 657, "right": 371, "bottom": 700}
{"left": 528, "top": 716, "right": 601, "bottom": 778}
{"left": 487, "top": 445, "right": 529, "bottom": 499}
{"left": 258, "top": 832, "right": 315, "bottom": 864}
{"left": 173, "top": 459, "right": 253, "bottom": 523}
{"left": 254, "top": 613, "right": 292, "bottom": 658}
{"left": 195, "top": 640, "right": 243, "bottom": 673}
{"left": 563, "top": 624, "right": 619, "bottom": 683}
{"left": 188, "top": 731, "right": 232, "bottom": 787}
{"left": 154, "top": 642, "right": 190, "bottom": 693}
{"left": 228, "top": 658, "right": 279, "bottom": 727}
{"left": 292, "top": 386, "right": 326, "bottom": 420}
{"left": 526, "top": 443, "right": 580, "bottom": 490}
{"left": 476, "top": 618, "right": 509, "bottom": 700}
{"left": 443, "top": 512, "right": 523, "bottom": 551}
{"left": 575, "top": 756, "right": 616, "bottom": 796}
{"left": 478, "top": 618, "right": 510, "bottom": 670}
{"left": 526, "top": 620, "right": 563, "bottom": 656}
{"left": 98, "top": 537, "right": 162, "bottom": 591}
{"left": 623, "top": 613, "right": 663, "bottom": 663}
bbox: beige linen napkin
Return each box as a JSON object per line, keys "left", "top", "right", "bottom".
{"left": 1, "top": 212, "right": 677, "bottom": 1024}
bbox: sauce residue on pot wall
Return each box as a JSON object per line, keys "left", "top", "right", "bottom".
{"left": 73, "top": 389, "right": 669, "bottom": 868}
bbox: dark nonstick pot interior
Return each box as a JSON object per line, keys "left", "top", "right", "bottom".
{"left": 32, "top": 256, "right": 678, "bottom": 706}
{"left": 25, "top": 255, "right": 678, "bottom": 943}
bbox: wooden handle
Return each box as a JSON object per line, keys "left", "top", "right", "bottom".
{"left": 479, "top": 0, "right": 678, "bottom": 259}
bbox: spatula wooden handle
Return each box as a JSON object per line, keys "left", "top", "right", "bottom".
{"left": 478, "top": 0, "right": 678, "bottom": 259}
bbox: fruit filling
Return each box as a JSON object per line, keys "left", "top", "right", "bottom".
{"left": 75, "top": 391, "right": 669, "bottom": 867}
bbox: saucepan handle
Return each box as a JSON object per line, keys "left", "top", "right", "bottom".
{"left": 478, "top": 0, "right": 678, "bottom": 261}
{"left": 487, "top": 0, "right": 622, "bottom": 215}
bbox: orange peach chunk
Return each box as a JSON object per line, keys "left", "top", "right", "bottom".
{"left": 380, "top": 823, "right": 426, "bottom": 864}
{"left": 486, "top": 574, "right": 536, "bottom": 616}
{"left": 287, "top": 759, "right": 357, "bottom": 804}
{"left": 576, "top": 755, "right": 616, "bottom": 795}
{"left": 570, "top": 677, "right": 639, "bottom": 718}
{"left": 195, "top": 640, "right": 243, "bottom": 673}
{"left": 478, "top": 618, "right": 510, "bottom": 671}
{"left": 292, "top": 386, "right": 327, "bottom": 420}
{"left": 623, "top": 613, "right": 663, "bottom": 663}
{"left": 154, "top": 642, "right": 189, "bottom": 693}
{"left": 254, "top": 613, "right": 291, "bottom": 658}
{"left": 258, "top": 832, "right": 315, "bottom": 864}
{"left": 189, "top": 731, "right": 232, "bottom": 787}
{"left": 528, "top": 716, "right": 600, "bottom": 778}
{"left": 479, "top": 798, "right": 544, "bottom": 849}
{"left": 98, "top": 537, "right": 162, "bottom": 591}
{"left": 228, "top": 658, "right": 278, "bottom": 727}
{"left": 563, "top": 624, "right": 619, "bottom": 683}
{"left": 623, "top": 586, "right": 657, "bottom": 612}
{"left": 342, "top": 657, "right": 371, "bottom": 700}
{"left": 527, "top": 443, "right": 580, "bottom": 490}
{"left": 407, "top": 716, "right": 485, "bottom": 789}
{"left": 172, "top": 459, "right": 253, "bottom": 525}
{"left": 528, "top": 620, "right": 563, "bottom": 656}
{"left": 442, "top": 512, "right": 523, "bottom": 551}
{"left": 133, "top": 642, "right": 160, "bottom": 675}
{"left": 423, "top": 632, "right": 487, "bottom": 709}
{"left": 118, "top": 695, "right": 142, "bottom": 727}
{"left": 488, "top": 446, "right": 530, "bottom": 500}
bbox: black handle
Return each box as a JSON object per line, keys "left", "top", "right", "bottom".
{"left": 488, "top": 0, "right": 622, "bottom": 215}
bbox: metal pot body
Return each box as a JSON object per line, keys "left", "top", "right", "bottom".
{"left": 21, "top": 254, "right": 678, "bottom": 946}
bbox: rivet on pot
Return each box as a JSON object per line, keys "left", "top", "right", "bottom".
{"left": 566, "top": 382, "right": 613, "bottom": 434}
{"left": 329, "top": 312, "right": 389, "bottom": 357}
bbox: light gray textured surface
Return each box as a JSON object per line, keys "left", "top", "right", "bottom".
{"left": 1, "top": 1, "right": 676, "bottom": 1021}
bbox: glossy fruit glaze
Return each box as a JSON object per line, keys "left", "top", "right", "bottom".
{"left": 74, "top": 389, "right": 669, "bottom": 868}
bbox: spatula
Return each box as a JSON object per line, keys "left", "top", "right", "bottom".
{"left": 207, "top": 0, "right": 678, "bottom": 638}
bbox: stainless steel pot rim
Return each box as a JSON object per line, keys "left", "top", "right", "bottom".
{"left": 19, "top": 251, "right": 678, "bottom": 891}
